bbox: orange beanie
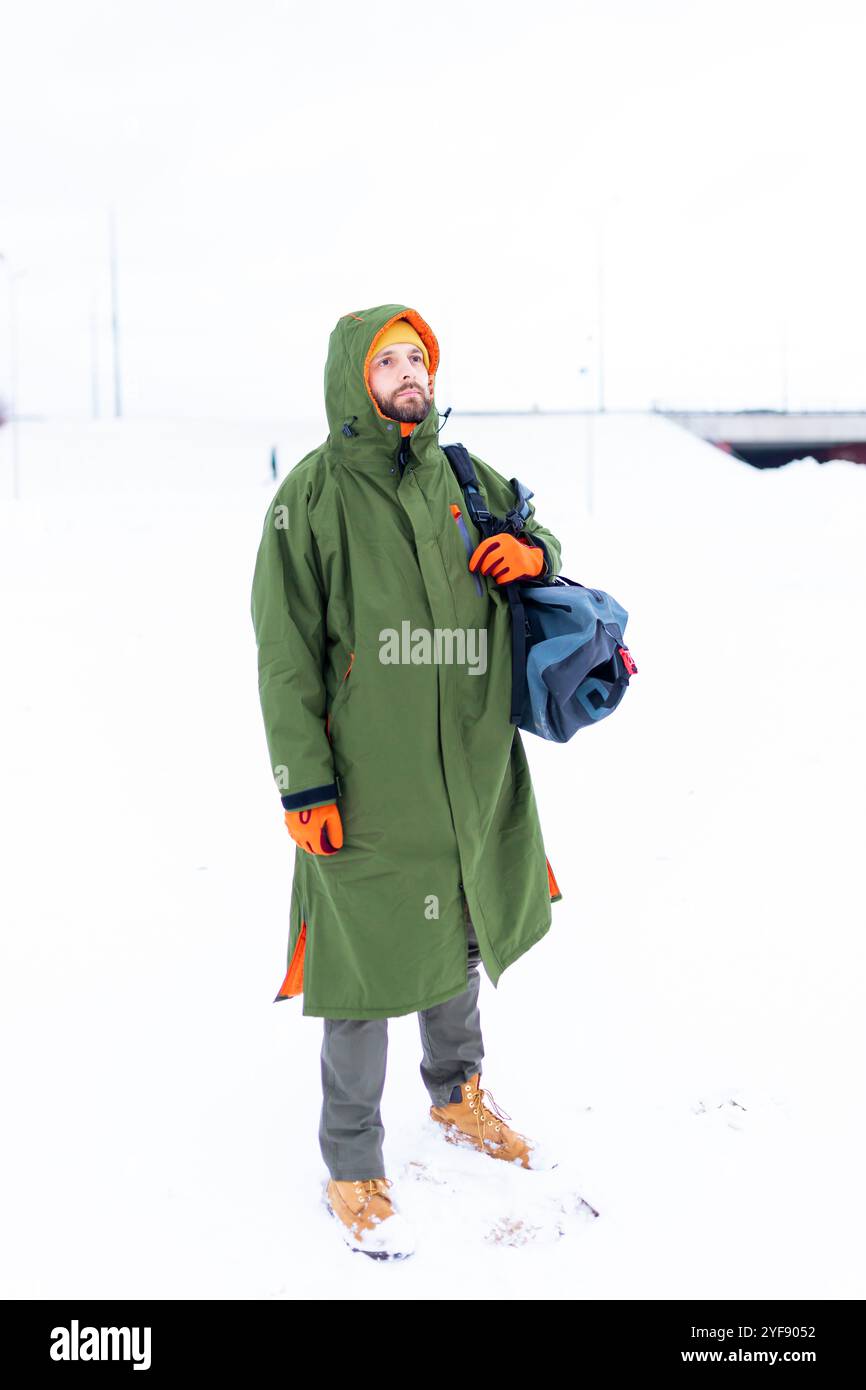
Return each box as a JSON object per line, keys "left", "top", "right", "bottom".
{"left": 370, "top": 318, "right": 430, "bottom": 370}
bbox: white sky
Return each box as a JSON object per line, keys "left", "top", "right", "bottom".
{"left": 2, "top": 0, "right": 865, "bottom": 421}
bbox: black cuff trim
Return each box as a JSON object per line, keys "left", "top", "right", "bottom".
{"left": 280, "top": 782, "right": 338, "bottom": 812}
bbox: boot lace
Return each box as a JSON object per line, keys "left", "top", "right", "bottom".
{"left": 465, "top": 1079, "right": 512, "bottom": 1144}
{"left": 350, "top": 1177, "right": 392, "bottom": 1215}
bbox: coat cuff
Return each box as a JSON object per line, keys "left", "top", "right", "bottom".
{"left": 281, "top": 781, "right": 339, "bottom": 812}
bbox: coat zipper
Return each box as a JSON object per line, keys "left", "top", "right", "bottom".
{"left": 396, "top": 435, "right": 412, "bottom": 477}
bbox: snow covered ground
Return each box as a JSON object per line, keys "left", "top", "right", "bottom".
{"left": 0, "top": 410, "right": 863, "bottom": 1299}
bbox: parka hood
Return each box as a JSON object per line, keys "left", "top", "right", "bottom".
{"left": 324, "top": 304, "right": 442, "bottom": 465}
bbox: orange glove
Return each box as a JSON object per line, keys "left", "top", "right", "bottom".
{"left": 469, "top": 532, "right": 545, "bottom": 584}
{"left": 285, "top": 803, "right": 344, "bottom": 855}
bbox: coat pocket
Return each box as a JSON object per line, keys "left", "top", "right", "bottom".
{"left": 325, "top": 651, "right": 355, "bottom": 743}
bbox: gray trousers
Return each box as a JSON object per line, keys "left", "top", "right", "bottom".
{"left": 319, "top": 896, "right": 485, "bottom": 1181}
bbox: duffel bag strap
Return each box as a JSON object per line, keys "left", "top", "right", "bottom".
{"left": 505, "top": 584, "right": 529, "bottom": 723}
{"left": 443, "top": 442, "right": 531, "bottom": 723}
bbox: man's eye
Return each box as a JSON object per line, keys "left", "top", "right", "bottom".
{"left": 376, "top": 352, "right": 422, "bottom": 368}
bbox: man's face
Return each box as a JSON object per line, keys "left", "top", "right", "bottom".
{"left": 368, "top": 341, "right": 432, "bottom": 423}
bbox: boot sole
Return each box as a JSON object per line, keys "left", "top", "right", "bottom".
{"left": 321, "top": 1183, "right": 416, "bottom": 1260}
{"left": 433, "top": 1118, "right": 556, "bottom": 1169}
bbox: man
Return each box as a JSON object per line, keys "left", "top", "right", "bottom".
{"left": 251, "top": 304, "right": 564, "bottom": 1259}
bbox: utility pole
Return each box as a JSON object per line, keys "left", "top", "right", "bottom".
{"left": 595, "top": 193, "right": 622, "bottom": 416}
{"left": 90, "top": 288, "right": 101, "bottom": 419}
{"left": 0, "top": 251, "right": 22, "bottom": 500}
{"left": 596, "top": 213, "right": 605, "bottom": 413}
{"left": 109, "top": 205, "right": 122, "bottom": 417}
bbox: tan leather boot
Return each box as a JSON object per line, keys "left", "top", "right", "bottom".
{"left": 429, "top": 1073, "right": 557, "bottom": 1170}
{"left": 323, "top": 1177, "right": 416, "bottom": 1259}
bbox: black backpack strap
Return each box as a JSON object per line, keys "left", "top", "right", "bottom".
{"left": 504, "top": 478, "right": 535, "bottom": 535}
{"left": 442, "top": 443, "right": 498, "bottom": 539}
{"left": 504, "top": 586, "right": 529, "bottom": 724}
{"left": 442, "top": 442, "right": 529, "bottom": 725}
{"left": 443, "top": 444, "right": 535, "bottom": 539}
{"left": 441, "top": 441, "right": 477, "bottom": 489}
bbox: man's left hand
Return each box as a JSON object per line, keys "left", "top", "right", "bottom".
{"left": 469, "top": 532, "right": 545, "bottom": 584}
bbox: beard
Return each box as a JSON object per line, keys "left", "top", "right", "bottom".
{"left": 377, "top": 385, "right": 431, "bottom": 423}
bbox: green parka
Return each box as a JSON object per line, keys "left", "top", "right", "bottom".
{"left": 251, "top": 304, "right": 563, "bottom": 1020}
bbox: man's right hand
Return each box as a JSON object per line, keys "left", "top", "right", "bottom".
{"left": 285, "top": 804, "right": 344, "bottom": 855}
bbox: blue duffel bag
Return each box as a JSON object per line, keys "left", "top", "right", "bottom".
{"left": 443, "top": 443, "right": 638, "bottom": 743}
{"left": 516, "top": 575, "right": 637, "bottom": 742}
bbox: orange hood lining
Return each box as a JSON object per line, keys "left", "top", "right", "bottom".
{"left": 363, "top": 309, "right": 440, "bottom": 438}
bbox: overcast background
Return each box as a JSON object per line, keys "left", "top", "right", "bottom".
{"left": 1, "top": 0, "right": 865, "bottom": 423}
